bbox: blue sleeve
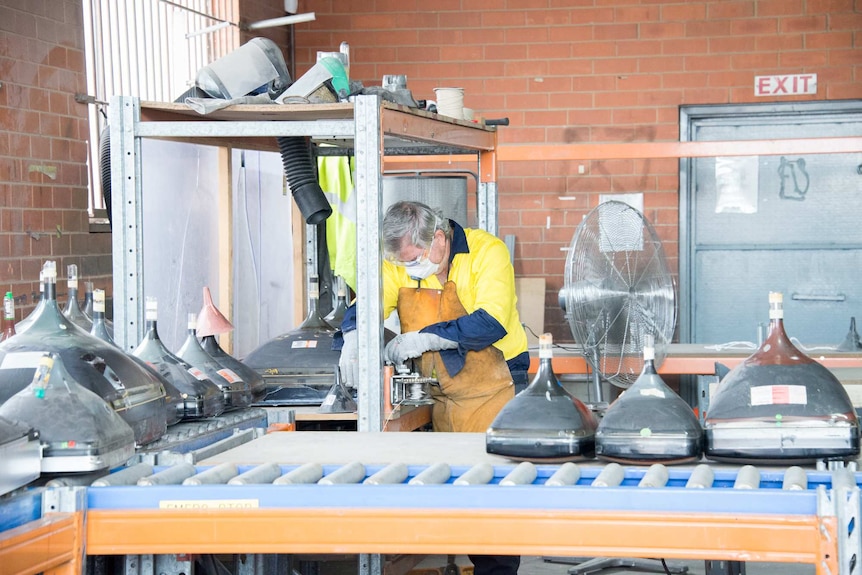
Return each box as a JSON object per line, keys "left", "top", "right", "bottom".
{"left": 420, "top": 308, "right": 506, "bottom": 350}
{"left": 332, "top": 304, "right": 357, "bottom": 351}
{"left": 341, "top": 303, "right": 356, "bottom": 333}
{"left": 420, "top": 309, "right": 507, "bottom": 376}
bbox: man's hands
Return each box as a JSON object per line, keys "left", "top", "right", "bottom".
{"left": 338, "top": 330, "right": 358, "bottom": 388}
{"left": 384, "top": 332, "right": 458, "bottom": 365}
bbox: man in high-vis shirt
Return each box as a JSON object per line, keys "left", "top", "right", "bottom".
{"left": 339, "top": 200, "right": 529, "bottom": 575}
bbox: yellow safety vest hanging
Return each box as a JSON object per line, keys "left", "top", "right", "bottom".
{"left": 318, "top": 155, "right": 357, "bottom": 293}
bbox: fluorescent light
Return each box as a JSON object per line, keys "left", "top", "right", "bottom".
{"left": 245, "top": 12, "right": 315, "bottom": 30}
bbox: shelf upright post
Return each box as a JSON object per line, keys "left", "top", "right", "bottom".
{"left": 478, "top": 145, "right": 498, "bottom": 235}
{"left": 353, "top": 94, "right": 385, "bottom": 433}
{"left": 109, "top": 95, "right": 146, "bottom": 351}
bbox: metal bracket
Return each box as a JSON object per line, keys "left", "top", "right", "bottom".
{"left": 816, "top": 461, "right": 861, "bottom": 575}
{"left": 41, "top": 486, "right": 86, "bottom": 514}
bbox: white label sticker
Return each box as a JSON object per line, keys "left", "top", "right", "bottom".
{"left": 217, "top": 369, "right": 243, "bottom": 384}
{"left": 188, "top": 367, "right": 207, "bottom": 380}
{"left": 750, "top": 385, "right": 807, "bottom": 406}
{"left": 159, "top": 499, "right": 259, "bottom": 509}
{"left": 291, "top": 340, "right": 318, "bottom": 349}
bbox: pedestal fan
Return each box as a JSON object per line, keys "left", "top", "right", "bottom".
{"left": 558, "top": 200, "right": 684, "bottom": 575}
{"left": 562, "top": 200, "right": 676, "bottom": 404}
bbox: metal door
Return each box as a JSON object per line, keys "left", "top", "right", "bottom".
{"left": 680, "top": 101, "right": 862, "bottom": 345}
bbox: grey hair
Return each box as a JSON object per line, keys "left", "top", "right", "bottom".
{"left": 382, "top": 201, "right": 451, "bottom": 259}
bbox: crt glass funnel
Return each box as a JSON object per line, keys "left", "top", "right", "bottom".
{"left": 243, "top": 274, "right": 341, "bottom": 405}
{"left": 705, "top": 292, "right": 860, "bottom": 464}
{"left": 134, "top": 297, "right": 225, "bottom": 419}
{"left": 62, "top": 264, "right": 92, "bottom": 332}
{"left": 200, "top": 335, "right": 266, "bottom": 404}
{"left": 0, "top": 352, "right": 136, "bottom": 473}
{"left": 0, "top": 261, "right": 168, "bottom": 446}
{"left": 595, "top": 336, "right": 703, "bottom": 464}
{"left": 486, "top": 333, "right": 597, "bottom": 461}
{"left": 176, "top": 313, "right": 250, "bottom": 410}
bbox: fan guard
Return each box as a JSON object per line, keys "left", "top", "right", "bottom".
{"left": 563, "top": 200, "right": 676, "bottom": 388}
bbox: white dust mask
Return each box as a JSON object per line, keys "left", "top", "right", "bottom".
{"left": 404, "top": 255, "right": 439, "bottom": 280}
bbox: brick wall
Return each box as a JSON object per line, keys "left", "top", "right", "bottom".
{"left": 0, "top": 0, "right": 106, "bottom": 320}
{"left": 1, "top": 1, "right": 859, "bottom": 339}
{"left": 0, "top": 0, "right": 288, "bottom": 323}
{"left": 291, "top": 0, "right": 862, "bottom": 341}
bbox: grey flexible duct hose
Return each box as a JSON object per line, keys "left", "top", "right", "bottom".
{"left": 276, "top": 136, "right": 332, "bottom": 225}
{"left": 99, "top": 125, "right": 111, "bottom": 227}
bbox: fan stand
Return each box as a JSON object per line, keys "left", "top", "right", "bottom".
{"left": 547, "top": 350, "right": 688, "bottom": 575}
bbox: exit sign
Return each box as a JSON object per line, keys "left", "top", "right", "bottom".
{"left": 754, "top": 74, "right": 817, "bottom": 97}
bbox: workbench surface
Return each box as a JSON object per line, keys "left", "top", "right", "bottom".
{"left": 200, "top": 431, "right": 510, "bottom": 466}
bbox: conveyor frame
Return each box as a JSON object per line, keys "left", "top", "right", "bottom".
{"left": 2, "top": 462, "right": 861, "bottom": 575}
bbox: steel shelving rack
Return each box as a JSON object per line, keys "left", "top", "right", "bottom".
{"left": 107, "top": 94, "right": 500, "bottom": 434}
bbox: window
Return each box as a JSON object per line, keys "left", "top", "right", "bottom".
{"left": 81, "top": 0, "right": 238, "bottom": 217}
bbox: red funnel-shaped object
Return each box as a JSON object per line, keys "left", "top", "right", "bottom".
{"left": 196, "top": 286, "right": 234, "bottom": 337}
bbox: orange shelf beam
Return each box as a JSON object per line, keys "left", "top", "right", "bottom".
{"left": 498, "top": 137, "right": 862, "bottom": 161}
{"left": 85, "top": 508, "right": 836, "bottom": 574}
{"left": 0, "top": 512, "right": 83, "bottom": 575}
{"left": 530, "top": 353, "right": 862, "bottom": 376}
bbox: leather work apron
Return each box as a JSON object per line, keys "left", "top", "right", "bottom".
{"left": 397, "top": 282, "right": 514, "bottom": 433}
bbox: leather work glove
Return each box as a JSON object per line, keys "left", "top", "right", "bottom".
{"left": 384, "top": 331, "right": 458, "bottom": 365}
{"left": 338, "top": 329, "right": 359, "bottom": 388}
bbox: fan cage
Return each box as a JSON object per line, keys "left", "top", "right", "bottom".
{"left": 563, "top": 201, "right": 676, "bottom": 388}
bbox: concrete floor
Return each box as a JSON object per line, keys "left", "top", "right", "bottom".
{"left": 413, "top": 555, "right": 815, "bottom": 575}
{"left": 521, "top": 556, "right": 814, "bottom": 575}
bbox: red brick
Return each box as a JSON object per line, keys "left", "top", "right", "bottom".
{"left": 617, "top": 39, "right": 662, "bottom": 56}
{"left": 709, "top": 36, "right": 756, "bottom": 54}
{"left": 613, "top": 5, "right": 660, "bottom": 23}
{"left": 570, "top": 7, "right": 615, "bottom": 25}
{"left": 573, "top": 40, "right": 619, "bottom": 59}
{"left": 527, "top": 43, "right": 572, "bottom": 61}
{"left": 612, "top": 108, "right": 658, "bottom": 125}
{"left": 707, "top": 70, "right": 756, "bottom": 87}
{"left": 732, "top": 52, "right": 779, "bottom": 70}
{"left": 757, "top": 0, "right": 805, "bottom": 16}
{"left": 806, "top": 32, "right": 854, "bottom": 50}
{"left": 828, "top": 82, "right": 862, "bottom": 99}
{"left": 482, "top": 43, "right": 528, "bottom": 64}
{"left": 708, "top": 1, "right": 756, "bottom": 20}
{"left": 756, "top": 34, "right": 803, "bottom": 51}
{"left": 685, "top": 54, "right": 733, "bottom": 72}
{"left": 780, "top": 15, "right": 828, "bottom": 33}
{"left": 506, "top": 92, "right": 549, "bottom": 111}
{"left": 594, "top": 23, "right": 638, "bottom": 41}
{"left": 640, "top": 22, "right": 686, "bottom": 40}
{"left": 663, "top": 3, "right": 708, "bottom": 21}
{"left": 506, "top": 27, "right": 549, "bottom": 44}
{"left": 524, "top": 110, "right": 568, "bottom": 127}
{"left": 506, "top": 58, "right": 549, "bottom": 77}
{"left": 530, "top": 76, "right": 574, "bottom": 93}
{"left": 397, "top": 46, "right": 440, "bottom": 63}
{"left": 525, "top": 9, "right": 573, "bottom": 26}
{"left": 686, "top": 20, "right": 732, "bottom": 37}
{"left": 572, "top": 74, "right": 616, "bottom": 91}
{"left": 731, "top": 18, "right": 778, "bottom": 35}
{"left": 779, "top": 50, "right": 828, "bottom": 68}
{"left": 550, "top": 58, "right": 595, "bottom": 77}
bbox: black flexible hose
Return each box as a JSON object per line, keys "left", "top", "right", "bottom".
{"left": 276, "top": 136, "right": 332, "bottom": 225}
